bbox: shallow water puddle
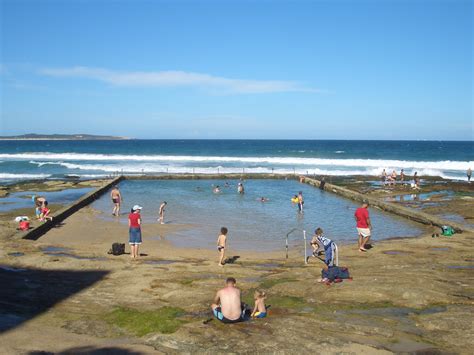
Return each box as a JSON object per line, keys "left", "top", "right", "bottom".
{"left": 242, "top": 277, "right": 261, "bottom": 283}
{"left": 143, "top": 259, "right": 178, "bottom": 265}
{"left": 8, "top": 252, "right": 25, "bottom": 257}
{"left": 41, "top": 246, "right": 71, "bottom": 253}
{"left": 447, "top": 265, "right": 474, "bottom": 269}
{"left": 429, "top": 247, "right": 450, "bottom": 251}
{"left": 44, "top": 252, "right": 107, "bottom": 261}
{"left": 254, "top": 263, "right": 283, "bottom": 268}
{"left": 384, "top": 190, "right": 454, "bottom": 203}
{"left": 383, "top": 250, "right": 412, "bottom": 255}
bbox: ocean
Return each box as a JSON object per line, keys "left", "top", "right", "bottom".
{"left": 0, "top": 140, "right": 472, "bottom": 182}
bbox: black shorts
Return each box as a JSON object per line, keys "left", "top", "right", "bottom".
{"left": 213, "top": 307, "right": 242, "bottom": 324}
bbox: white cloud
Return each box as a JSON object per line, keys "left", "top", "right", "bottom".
{"left": 39, "top": 66, "right": 323, "bottom": 94}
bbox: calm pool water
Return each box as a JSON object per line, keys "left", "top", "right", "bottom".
{"left": 0, "top": 187, "right": 93, "bottom": 213}
{"left": 92, "top": 179, "right": 424, "bottom": 251}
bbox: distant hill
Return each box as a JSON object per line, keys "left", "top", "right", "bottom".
{"left": 0, "top": 133, "right": 131, "bottom": 140}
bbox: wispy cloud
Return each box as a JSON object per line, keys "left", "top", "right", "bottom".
{"left": 0, "top": 64, "right": 8, "bottom": 75}
{"left": 39, "top": 66, "right": 324, "bottom": 94}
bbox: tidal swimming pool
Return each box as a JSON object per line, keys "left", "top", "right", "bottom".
{"left": 0, "top": 187, "right": 93, "bottom": 213}
{"left": 92, "top": 179, "right": 425, "bottom": 251}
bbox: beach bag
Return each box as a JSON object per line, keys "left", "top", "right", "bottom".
{"left": 441, "top": 226, "right": 454, "bottom": 237}
{"left": 108, "top": 243, "right": 125, "bottom": 256}
{"left": 19, "top": 220, "right": 30, "bottom": 231}
{"left": 322, "top": 266, "right": 351, "bottom": 281}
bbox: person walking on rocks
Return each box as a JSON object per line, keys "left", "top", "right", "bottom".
{"left": 355, "top": 201, "right": 372, "bottom": 252}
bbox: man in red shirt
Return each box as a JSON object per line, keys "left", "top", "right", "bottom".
{"left": 354, "top": 201, "right": 371, "bottom": 252}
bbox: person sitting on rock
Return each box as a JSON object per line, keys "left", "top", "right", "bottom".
{"left": 211, "top": 277, "right": 245, "bottom": 323}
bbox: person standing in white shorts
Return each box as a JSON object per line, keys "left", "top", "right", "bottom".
{"left": 354, "top": 201, "right": 372, "bottom": 252}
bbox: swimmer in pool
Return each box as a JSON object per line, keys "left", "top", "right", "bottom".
{"left": 217, "top": 227, "right": 228, "bottom": 266}
{"left": 111, "top": 186, "right": 122, "bottom": 216}
{"left": 158, "top": 201, "right": 167, "bottom": 224}
{"left": 297, "top": 191, "right": 304, "bottom": 213}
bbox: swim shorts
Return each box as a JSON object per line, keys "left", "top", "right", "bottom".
{"left": 112, "top": 198, "right": 119, "bottom": 204}
{"left": 212, "top": 306, "right": 242, "bottom": 324}
{"left": 357, "top": 228, "right": 371, "bottom": 237}
{"left": 129, "top": 227, "right": 142, "bottom": 245}
{"left": 254, "top": 311, "right": 267, "bottom": 318}
{"left": 217, "top": 246, "right": 225, "bottom": 252}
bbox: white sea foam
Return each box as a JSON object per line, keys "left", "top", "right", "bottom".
{"left": 0, "top": 173, "right": 51, "bottom": 179}
{"left": 1, "top": 152, "right": 472, "bottom": 171}
{"left": 29, "top": 161, "right": 464, "bottom": 180}
{"left": 29, "top": 160, "right": 65, "bottom": 167}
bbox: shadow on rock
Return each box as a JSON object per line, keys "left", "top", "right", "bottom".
{"left": 0, "top": 266, "right": 109, "bottom": 333}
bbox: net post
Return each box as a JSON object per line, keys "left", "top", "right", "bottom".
{"left": 303, "top": 230, "right": 307, "bottom": 264}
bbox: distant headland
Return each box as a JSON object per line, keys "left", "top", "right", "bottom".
{"left": 0, "top": 133, "right": 132, "bottom": 141}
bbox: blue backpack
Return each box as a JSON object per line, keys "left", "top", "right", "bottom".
{"left": 322, "top": 266, "right": 351, "bottom": 281}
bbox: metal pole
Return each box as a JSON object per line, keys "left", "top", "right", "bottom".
{"left": 303, "top": 230, "right": 307, "bottom": 264}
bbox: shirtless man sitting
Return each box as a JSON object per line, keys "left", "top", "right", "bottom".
{"left": 211, "top": 277, "right": 244, "bottom": 323}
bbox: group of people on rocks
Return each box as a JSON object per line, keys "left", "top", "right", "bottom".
{"left": 380, "top": 168, "right": 420, "bottom": 188}
{"left": 110, "top": 186, "right": 168, "bottom": 260}
{"left": 33, "top": 195, "right": 53, "bottom": 222}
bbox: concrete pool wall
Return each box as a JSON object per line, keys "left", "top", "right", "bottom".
{"left": 16, "top": 176, "right": 124, "bottom": 240}
{"left": 13, "top": 173, "right": 473, "bottom": 241}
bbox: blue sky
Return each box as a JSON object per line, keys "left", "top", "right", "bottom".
{"left": 0, "top": 0, "right": 472, "bottom": 140}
